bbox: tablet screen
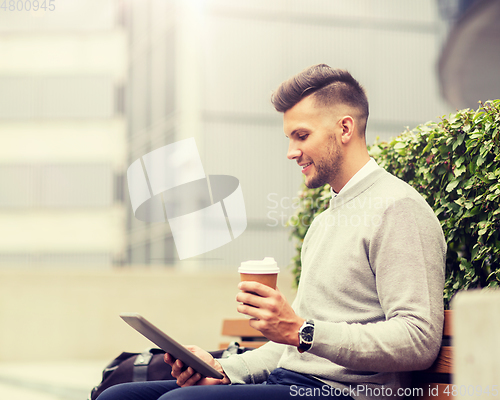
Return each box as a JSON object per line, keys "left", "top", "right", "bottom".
{"left": 120, "top": 313, "right": 224, "bottom": 379}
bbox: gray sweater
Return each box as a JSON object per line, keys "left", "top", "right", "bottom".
{"left": 219, "top": 165, "right": 446, "bottom": 400}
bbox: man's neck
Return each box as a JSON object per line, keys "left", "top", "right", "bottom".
{"left": 331, "top": 152, "right": 370, "bottom": 194}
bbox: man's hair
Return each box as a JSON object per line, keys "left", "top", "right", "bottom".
{"left": 271, "top": 64, "right": 369, "bottom": 134}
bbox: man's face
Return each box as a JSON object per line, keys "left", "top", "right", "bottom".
{"left": 284, "top": 95, "right": 343, "bottom": 189}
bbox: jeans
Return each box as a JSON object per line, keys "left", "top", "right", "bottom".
{"left": 96, "top": 367, "right": 353, "bottom": 400}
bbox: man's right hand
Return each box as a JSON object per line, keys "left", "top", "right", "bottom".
{"left": 163, "top": 345, "right": 230, "bottom": 387}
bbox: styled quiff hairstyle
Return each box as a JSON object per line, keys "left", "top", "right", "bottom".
{"left": 271, "top": 64, "right": 369, "bottom": 135}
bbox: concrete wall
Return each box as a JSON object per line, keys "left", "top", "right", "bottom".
{"left": 0, "top": 268, "right": 296, "bottom": 362}
{"left": 452, "top": 289, "right": 500, "bottom": 389}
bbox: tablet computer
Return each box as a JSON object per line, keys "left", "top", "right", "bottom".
{"left": 120, "top": 313, "right": 224, "bottom": 379}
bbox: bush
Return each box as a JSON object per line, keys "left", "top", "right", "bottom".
{"left": 288, "top": 100, "right": 500, "bottom": 308}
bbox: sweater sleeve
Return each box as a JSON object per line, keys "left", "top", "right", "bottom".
{"left": 308, "top": 196, "right": 446, "bottom": 372}
{"left": 217, "top": 340, "right": 286, "bottom": 384}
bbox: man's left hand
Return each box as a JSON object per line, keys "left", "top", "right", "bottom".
{"left": 236, "top": 281, "right": 304, "bottom": 346}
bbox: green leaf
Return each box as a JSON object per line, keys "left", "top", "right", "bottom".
{"left": 469, "top": 160, "right": 477, "bottom": 175}
{"left": 453, "top": 165, "right": 467, "bottom": 177}
{"left": 464, "top": 201, "right": 474, "bottom": 210}
{"left": 369, "top": 145, "right": 382, "bottom": 158}
{"left": 422, "top": 142, "right": 432, "bottom": 154}
{"left": 477, "top": 154, "right": 487, "bottom": 167}
{"left": 446, "top": 179, "right": 460, "bottom": 192}
{"left": 434, "top": 207, "right": 445, "bottom": 217}
{"left": 466, "top": 206, "right": 482, "bottom": 217}
{"left": 394, "top": 142, "right": 407, "bottom": 156}
{"left": 455, "top": 156, "right": 466, "bottom": 168}
{"left": 439, "top": 145, "right": 450, "bottom": 155}
{"left": 487, "top": 193, "right": 499, "bottom": 201}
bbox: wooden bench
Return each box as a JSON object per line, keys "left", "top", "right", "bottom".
{"left": 220, "top": 318, "right": 268, "bottom": 349}
{"left": 411, "top": 310, "right": 453, "bottom": 399}
{"left": 221, "top": 310, "right": 453, "bottom": 398}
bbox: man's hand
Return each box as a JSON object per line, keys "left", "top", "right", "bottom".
{"left": 163, "top": 346, "right": 230, "bottom": 387}
{"left": 236, "top": 281, "right": 304, "bottom": 346}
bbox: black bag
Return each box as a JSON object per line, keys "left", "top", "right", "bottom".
{"left": 89, "top": 342, "right": 251, "bottom": 400}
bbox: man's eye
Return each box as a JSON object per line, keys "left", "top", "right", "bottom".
{"left": 298, "top": 135, "right": 308, "bottom": 140}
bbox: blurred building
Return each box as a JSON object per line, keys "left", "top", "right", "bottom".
{"left": 125, "top": 0, "right": 452, "bottom": 269}
{"left": 0, "top": 0, "right": 452, "bottom": 270}
{"left": 0, "top": 0, "right": 127, "bottom": 268}
{"left": 437, "top": 0, "right": 500, "bottom": 109}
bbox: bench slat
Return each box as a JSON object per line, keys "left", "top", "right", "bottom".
{"left": 221, "top": 319, "right": 266, "bottom": 338}
{"left": 443, "top": 310, "right": 452, "bottom": 337}
{"left": 220, "top": 311, "right": 454, "bottom": 399}
{"left": 219, "top": 341, "right": 268, "bottom": 350}
{"left": 424, "top": 346, "right": 452, "bottom": 374}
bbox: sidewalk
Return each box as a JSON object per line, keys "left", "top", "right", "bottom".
{"left": 0, "top": 360, "right": 108, "bottom": 400}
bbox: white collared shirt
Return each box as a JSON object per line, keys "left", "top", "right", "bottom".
{"left": 330, "top": 158, "right": 379, "bottom": 198}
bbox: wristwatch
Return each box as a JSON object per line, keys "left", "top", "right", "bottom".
{"left": 298, "top": 320, "right": 315, "bottom": 353}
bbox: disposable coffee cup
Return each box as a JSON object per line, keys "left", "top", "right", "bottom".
{"left": 239, "top": 257, "right": 280, "bottom": 289}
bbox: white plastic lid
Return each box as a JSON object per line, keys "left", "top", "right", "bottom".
{"left": 238, "top": 257, "right": 279, "bottom": 274}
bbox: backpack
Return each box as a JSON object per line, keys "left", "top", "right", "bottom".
{"left": 89, "top": 342, "right": 252, "bottom": 400}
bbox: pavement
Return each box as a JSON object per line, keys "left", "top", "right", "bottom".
{"left": 0, "top": 360, "right": 109, "bottom": 400}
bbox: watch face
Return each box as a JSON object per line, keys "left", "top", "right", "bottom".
{"left": 301, "top": 326, "right": 314, "bottom": 343}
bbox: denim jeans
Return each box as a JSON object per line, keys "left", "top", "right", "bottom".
{"left": 96, "top": 367, "right": 354, "bottom": 400}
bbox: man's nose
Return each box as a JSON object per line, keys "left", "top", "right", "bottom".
{"left": 287, "top": 142, "right": 302, "bottom": 160}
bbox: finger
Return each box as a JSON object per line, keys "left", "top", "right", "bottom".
{"left": 177, "top": 367, "right": 198, "bottom": 387}
{"left": 175, "top": 366, "right": 192, "bottom": 385}
{"left": 237, "top": 302, "right": 263, "bottom": 320}
{"left": 171, "top": 359, "right": 186, "bottom": 378}
{"left": 235, "top": 291, "right": 265, "bottom": 308}
{"left": 248, "top": 317, "right": 261, "bottom": 331}
{"left": 164, "top": 353, "right": 175, "bottom": 365}
{"left": 238, "top": 281, "right": 273, "bottom": 297}
{"left": 180, "top": 370, "right": 202, "bottom": 387}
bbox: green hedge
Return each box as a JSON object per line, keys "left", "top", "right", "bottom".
{"left": 288, "top": 100, "right": 500, "bottom": 308}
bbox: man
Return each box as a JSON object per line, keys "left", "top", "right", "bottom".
{"left": 98, "top": 64, "right": 446, "bottom": 400}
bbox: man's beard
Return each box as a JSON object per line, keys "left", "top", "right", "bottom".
{"left": 305, "top": 137, "right": 342, "bottom": 189}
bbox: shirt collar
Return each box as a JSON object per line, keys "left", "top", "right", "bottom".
{"left": 330, "top": 158, "right": 379, "bottom": 198}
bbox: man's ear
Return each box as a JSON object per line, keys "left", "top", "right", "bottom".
{"left": 340, "top": 115, "right": 355, "bottom": 144}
